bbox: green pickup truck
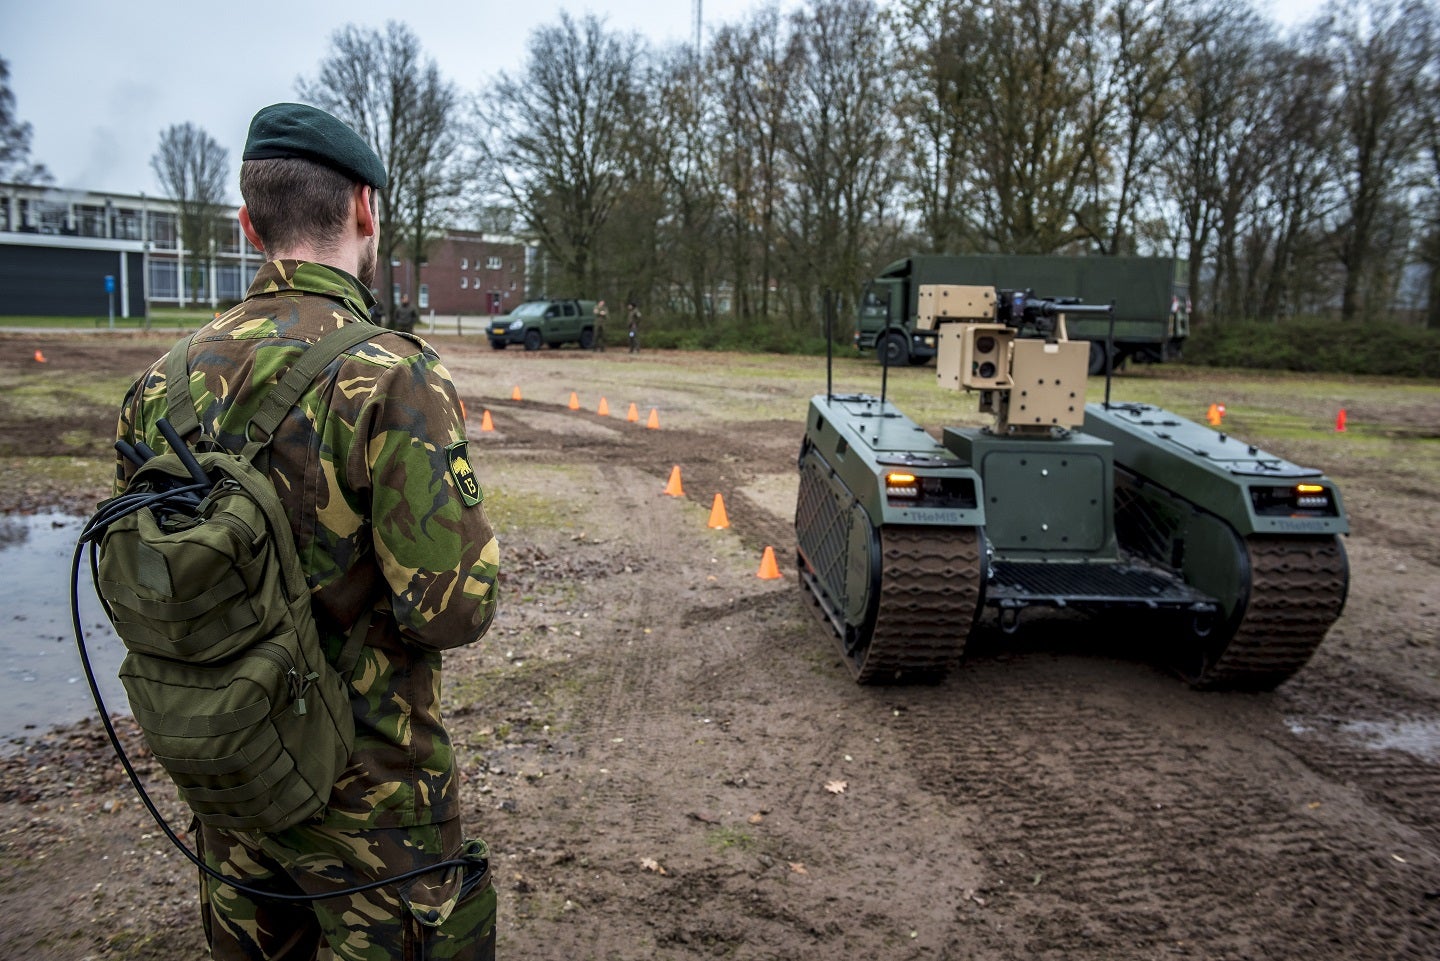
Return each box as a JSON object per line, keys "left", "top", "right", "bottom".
{"left": 488, "top": 298, "right": 600, "bottom": 350}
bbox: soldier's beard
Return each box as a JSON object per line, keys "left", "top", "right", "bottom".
{"left": 358, "top": 235, "right": 377, "bottom": 288}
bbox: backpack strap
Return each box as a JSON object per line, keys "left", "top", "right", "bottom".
{"left": 240, "top": 322, "right": 385, "bottom": 460}
{"left": 336, "top": 609, "right": 373, "bottom": 678}
{"left": 163, "top": 333, "right": 203, "bottom": 439}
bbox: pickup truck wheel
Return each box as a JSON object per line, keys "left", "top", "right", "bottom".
{"left": 579, "top": 328, "right": 595, "bottom": 350}
{"left": 524, "top": 329, "right": 542, "bottom": 351}
{"left": 877, "top": 333, "right": 909, "bottom": 366}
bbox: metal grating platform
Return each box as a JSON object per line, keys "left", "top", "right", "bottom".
{"left": 987, "top": 560, "right": 1215, "bottom": 611}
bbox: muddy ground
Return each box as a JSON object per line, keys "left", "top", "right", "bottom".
{"left": 1, "top": 331, "right": 1437, "bottom": 960}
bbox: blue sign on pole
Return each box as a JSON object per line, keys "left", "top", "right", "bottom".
{"left": 104, "top": 275, "right": 116, "bottom": 293}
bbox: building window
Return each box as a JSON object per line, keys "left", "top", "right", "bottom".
{"left": 392, "top": 283, "right": 401, "bottom": 304}
{"left": 113, "top": 208, "right": 143, "bottom": 241}
{"left": 149, "top": 261, "right": 178, "bottom": 299}
{"left": 217, "top": 265, "right": 244, "bottom": 301}
{"left": 76, "top": 204, "right": 108, "bottom": 238}
{"left": 461, "top": 277, "right": 468, "bottom": 289}
{"left": 149, "top": 213, "right": 178, "bottom": 249}
{"left": 486, "top": 256, "right": 502, "bottom": 270}
{"left": 218, "top": 220, "right": 243, "bottom": 255}
{"left": 419, "top": 284, "right": 429, "bottom": 309}
{"left": 461, "top": 257, "right": 468, "bottom": 269}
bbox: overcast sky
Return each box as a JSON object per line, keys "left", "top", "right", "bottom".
{"left": 5, "top": 0, "right": 1326, "bottom": 201}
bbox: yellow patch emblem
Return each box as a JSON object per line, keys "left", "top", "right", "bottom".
{"left": 446, "top": 441, "right": 482, "bottom": 507}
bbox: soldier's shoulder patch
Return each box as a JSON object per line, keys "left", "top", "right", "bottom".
{"left": 446, "top": 441, "right": 483, "bottom": 507}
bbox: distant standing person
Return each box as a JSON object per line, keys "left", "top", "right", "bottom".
{"left": 394, "top": 293, "right": 419, "bottom": 333}
{"left": 593, "top": 300, "right": 608, "bottom": 352}
{"left": 627, "top": 301, "right": 641, "bottom": 354}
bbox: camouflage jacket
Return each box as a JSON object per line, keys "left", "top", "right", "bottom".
{"left": 115, "top": 260, "right": 499, "bottom": 830}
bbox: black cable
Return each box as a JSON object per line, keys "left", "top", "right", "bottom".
{"left": 72, "top": 482, "right": 481, "bottom": 903}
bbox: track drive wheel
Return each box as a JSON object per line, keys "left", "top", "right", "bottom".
{"left": 842, "top": 526, "right": 983, "bottom": 684}
{"left": 1178, "top": 535, "right": 1349, "bottom": 691}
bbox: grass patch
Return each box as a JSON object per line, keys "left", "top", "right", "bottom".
{"left": 0, "top": 307, "right": 216, "bottom": 330}
{"left": 705, "top": 826, "right": 756, "bottom": 852}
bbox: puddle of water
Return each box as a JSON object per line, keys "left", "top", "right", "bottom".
{"left": 1337, "top": 718, "right": 1440, "bottom": 764}
{"left": 1288, "top": 715, "right": 1440, "bottom": 764}
{"left": 0, "top": 512, "right": 128, "bottom": 749}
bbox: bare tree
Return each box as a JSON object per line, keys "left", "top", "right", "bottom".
{"left": 298, "top": 21, "right": 462, "bottom": 313}
{"left": 937, "top": 0, "right": 1109, "bottom": 253}
{"left": 890, "top": 0, "right": 977, "bottom": 254}
{"left": 643, "top": 48, "right": 724, "bottom": 325}
{"left": 711, "top": 8, "right": 797, "bottom": 319}
{"left": 1319, "top": 0, "right": 1435, "bottom": 321}
{"left": 1085, "top": 0, "right": 1216, "bottom": 255}
{"left": 150, "top": 123, "right": 229, "bottom": 307}
{"left": 0, "top": 57, "right": 51, "bottom": 185}
{"left": 780, "top": 0, "right": 901, "bottom": 325}
{"left": 476, "top": 13, "right": 641, "bottom": 296}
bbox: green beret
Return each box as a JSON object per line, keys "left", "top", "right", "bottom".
{"left": 243, "top": 103, "right": 388, "bottom": 189}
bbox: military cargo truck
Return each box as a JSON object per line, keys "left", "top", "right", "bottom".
{"left": 488, "top": 298, "right": 600, "bottom": 350}
{"left": 855, "top": 254, "right": 1190, "bottom": 373}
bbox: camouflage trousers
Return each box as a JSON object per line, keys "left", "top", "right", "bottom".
{"left": 197, "top": 816, "right": 495, "bottom": 960}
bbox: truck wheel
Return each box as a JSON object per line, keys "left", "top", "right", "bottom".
{"left": 579, "top": 328, "right": 595, "bottom": 350}
{"left": 524, "top": 329, "right": 542, "bottom": 351}
{"left": 1087, "top": 341, "right": 1111, "bottom": 375}
{"left": 877, "top": 333, "right": 909, "bottom": 366}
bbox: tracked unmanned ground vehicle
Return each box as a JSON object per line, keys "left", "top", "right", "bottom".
{"left": 795, "top": 285, "right": 1349, "bottom": 688}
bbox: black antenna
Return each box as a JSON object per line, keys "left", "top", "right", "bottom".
{"left": 1103, "top": 301, "right": 1117, "bottom": 408}
{"left": 880, "top": 322, "right": 891, "bottom": 407}
{"left": 824, "top": 288, "right": 834, "bottom": 403}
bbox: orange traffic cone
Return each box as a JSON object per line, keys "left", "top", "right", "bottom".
{"left": 33, "top": 350, "right": 47, "bottom": 363}
{"left": 1336, "top": 408, "right": 1347, "bottom": 432}
{"left": 646, "top": 408, "right": 660, "bottom": 429}
{"left": 597, "top": 397, "right": 610, "bottom": 416}
{"left": 480, "top": 409, "right": 495, "bottom": 432}
{"left": 511, "top": 385, "right": 523, "bottom": 401}
{"left": 626, "top": 403, "right": 639, "bottom": 423}
{"left": 568, "top": 391, "right": 580, "bottom": 411}
{"left": 756, "top": 546, "right": 782, "bottom": 580}
{"left": 707, "top": 493, "right": 730, "bottom": 529}
{"left": 1205, "top": 403, "right": 1221, "bottom": 427}
{"left": 663, "top": 465, "right": 685, "bottom": 497}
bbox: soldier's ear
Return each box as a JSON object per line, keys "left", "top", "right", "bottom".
{"left": 356, "top": 186, "right": 378, "bottom": 238}
{"left": 238, "top": 206, "right": 265, "bottom": 254}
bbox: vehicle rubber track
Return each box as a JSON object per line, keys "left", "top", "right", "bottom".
{"left": 1193, "top": 535, "right": 1349, "bottom": 690}
{"left": 845, "top": 526, "right": 983, "bottom": 683}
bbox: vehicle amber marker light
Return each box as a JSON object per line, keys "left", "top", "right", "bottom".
{"left": 885, "top": 472, "right": 919, "bottom": 497}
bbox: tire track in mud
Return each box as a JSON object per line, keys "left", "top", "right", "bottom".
{"left": 479, "top": 398, "right": 798, "bottom": 557}
{"left": 881, "top": 656, "right": 1440, "bottom": 960}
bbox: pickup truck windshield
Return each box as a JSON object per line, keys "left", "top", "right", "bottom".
{"left": 511, "top": 302, "right": 549, "bottom": 319}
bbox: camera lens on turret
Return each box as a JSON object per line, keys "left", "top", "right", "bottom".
{"left": 978, "top": 362, "right": 996, "bottom": 378}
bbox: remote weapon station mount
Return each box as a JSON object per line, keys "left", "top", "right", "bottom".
{"left": 795, "top": 284, "right": 1349, "bottom": 687}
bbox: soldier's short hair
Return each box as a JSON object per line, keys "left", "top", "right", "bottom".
{"left": 240, "top": 157, "right": 365, "bottom": 257}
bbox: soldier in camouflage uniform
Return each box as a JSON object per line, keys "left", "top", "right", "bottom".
{"left": 115, "top": 103, "right": 500, "bottom": 961}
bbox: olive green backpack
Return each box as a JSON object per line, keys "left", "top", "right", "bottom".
{"left": 92, "top": 324, "right": 379, "bottom": 833}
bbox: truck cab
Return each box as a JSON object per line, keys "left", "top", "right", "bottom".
{"left": 489, "top": 298, "right": 599, "bottom": 350}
